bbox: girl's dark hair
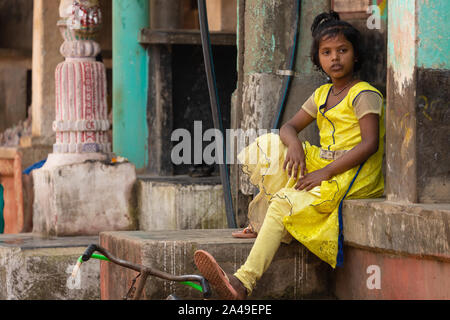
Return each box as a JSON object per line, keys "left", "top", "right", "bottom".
{"left": 310, "top": 11, "right": 364, "bottom": 73}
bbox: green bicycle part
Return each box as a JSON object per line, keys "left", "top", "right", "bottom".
{"left": 77, "top": 254, "right": 110, "bottom": 263}
{"left": 91, "top": 254, "right": 110, "bottom": 261}
{"left": 180, "top": 281, "right": 203, "bottom": 293}
{"left": 77, "top": 254, "right": 203, "bottom": 293}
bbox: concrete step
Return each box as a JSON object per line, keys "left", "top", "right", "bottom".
{"left": 0, "top": 233, "right": 100, "bottom": 300}
{"left": 136, "top": 175, "right": 229, "bottom": 231}
{"left": 100, "top": 229, "right": 334, "bottom": 300}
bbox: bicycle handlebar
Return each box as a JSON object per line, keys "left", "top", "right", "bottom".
{"left": 82, "top": 244, "right": 98, "bottom": 262}
{"left": 80, "top": 244, "right": 212, "bottom": 298}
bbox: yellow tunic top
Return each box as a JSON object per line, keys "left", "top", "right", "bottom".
{"left": 238, "top": 81, "right": 385, "bottom": 268}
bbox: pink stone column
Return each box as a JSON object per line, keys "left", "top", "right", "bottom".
{"left": 52, "top": 0, "right": 110, "bottom": 158}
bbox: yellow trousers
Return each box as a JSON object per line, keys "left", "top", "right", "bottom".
{"left": 233, "top": 187, "right": 318, "bottom": 296}
{"left": 233, "top": 188, "right": 319, "bottom": 295}
{"left": 233, "top": 202, "right": 288, "bottom": 295}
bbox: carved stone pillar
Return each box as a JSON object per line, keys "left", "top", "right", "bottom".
{"left": 32, "top": 1, "right": 137, "bottom": 237}
{"left": 46, "top": 0, "right": 111, "bottom": 166}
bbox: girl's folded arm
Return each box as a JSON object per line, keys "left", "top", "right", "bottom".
{"left": 280, "top": 109, "right": 315, "bottom": 178}
{"left": 295, "top": 113, "right": 379, "bottom": 191}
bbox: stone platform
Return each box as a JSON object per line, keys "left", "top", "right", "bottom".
{"left": 33, "top": 159, "right": 137, "bottom": 237}
{"left": 0, "top": 233, "right": 100, "bottom": 300}
{"left": 100, "top": 229, "right": 334, "bottom": 300}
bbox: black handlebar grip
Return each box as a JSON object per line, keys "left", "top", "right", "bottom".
{"left": 200, "top": 278, "right": 212, "bottom": 298}
{"left": 82, "top": 244, "right": 98, "bottom": 262}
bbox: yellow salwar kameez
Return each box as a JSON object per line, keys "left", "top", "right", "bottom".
{"left": 234, "top": 81, "right": 384, "bottom": 295}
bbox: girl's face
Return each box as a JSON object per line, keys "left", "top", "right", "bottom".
{"left": 318, "top": 32, "right": 356, "bottom": 81}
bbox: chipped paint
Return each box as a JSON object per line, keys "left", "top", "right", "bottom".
{"left": 405, "top": 159, "right": 414, "bottom": 169}
{"left": 401, "top": 127, "right": 413, "bottom": 157}
{"left": 244, "top": 0, "right": 295, "bottom": 75}
{"left": 387, "top": 0, "right": 416, "bottom": 96}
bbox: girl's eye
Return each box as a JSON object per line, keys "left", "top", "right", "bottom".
{"left": 321, "top": 50, "right": 330, "bottom": 55}
{"left": 339, "top": 48, "right": 348, "bottom": 53}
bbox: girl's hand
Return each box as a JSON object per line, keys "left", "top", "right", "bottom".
{"left": 295, "top": 167, "right": 332, "bottom": 191}
{"left": 283, "top": 141, "right": 307, "bottom": 179}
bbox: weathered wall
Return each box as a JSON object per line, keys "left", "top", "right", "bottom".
{"left": 416, "top": 69, "right": 450, "bottom": 203}
{"left": 415, "top": 1, "right": 450, "bottom": 202}
{"left": 0, "top": 67, "right": 28, "bottom": 133}
{"left": 0, "top": 0, "right": 33, "bottom": 51}
{"left": 386, "top": 0, "right": 450, "bottom": 203}
{"left": 0, "top": 0, "right": 33, "bottom": 134}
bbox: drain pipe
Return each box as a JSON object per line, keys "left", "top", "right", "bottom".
{"left": 271, "top": 0, "right": 301, "bottom": 130}
{"left": 197, "top": 0, "right": 237, "bottom": 228}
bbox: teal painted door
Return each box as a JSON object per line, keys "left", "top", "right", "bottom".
{"left": 112, "top": 0, "right": 150, "bottom": 169}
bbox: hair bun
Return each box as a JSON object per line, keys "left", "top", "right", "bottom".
{"left": 311, "top": 11, "right": 341, "bottom": 36}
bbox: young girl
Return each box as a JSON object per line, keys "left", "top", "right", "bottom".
{"left": 194, "top": 11, "right": 385, "bottom": 299}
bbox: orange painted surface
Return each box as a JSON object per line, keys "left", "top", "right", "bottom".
{"left": 0, "top": 152, "right": 24, "bottom": 234}
{"left": 334, "top": 246, "right": 450, "bottom": 300}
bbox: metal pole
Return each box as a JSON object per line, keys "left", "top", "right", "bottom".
{"left": 197, "top": 0, "right": 237, "bottom": 228}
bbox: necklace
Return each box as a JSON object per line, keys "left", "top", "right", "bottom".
{"left": 331, "top": 79, "right": 354, "bottom": 96}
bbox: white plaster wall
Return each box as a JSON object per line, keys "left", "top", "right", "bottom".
{"left": 137, "top": 180, "right": 227, "bottom": 231}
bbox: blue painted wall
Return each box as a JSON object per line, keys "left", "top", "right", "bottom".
{"left": 417, "top": 0, "right": 450, "bottom": 69}
{"left": 112, "top": 0, "right": 149, "bottom": 169}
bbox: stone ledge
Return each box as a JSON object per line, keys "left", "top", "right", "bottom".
{"left": 342, "top": 199, "right": 450, "bottom": 261}
{"left": 100, "top": 229, "right": 334, "bottom": 300}
{"left": 0, "top": 234, "right": 100, "bottom": 300}
{"left": 137, "top": 174, "right": 221, "bottom": 185}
